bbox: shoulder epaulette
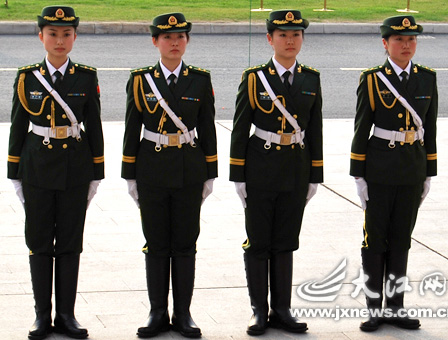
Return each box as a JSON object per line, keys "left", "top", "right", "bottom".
{"left": 361, "top": 65, "right": 383, "bottom": 75}
{"left": 299, "top": 64, "right": 320, "bottom": 74}
{"left": 244, "top": 64, "right": 268, "bottom": 74}
{"left": 18, "top": 63, "right": 41, "bottom": 73}
{"left": 73, "top": 63, "right": 97, "bottom": 73}
{"left": 187, "top": 65, "right": 210, "bottom": 75}
{"left": 415, "top": 64, "right": 436, "bottom": 74}
{"left": 131, "top": 66, "right": 153, "bottom": 75}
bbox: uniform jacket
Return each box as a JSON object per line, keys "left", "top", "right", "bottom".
{"left": 7, "top": 59, "right": 105, "bottom": 190}
{"left": 350, "top": 59, "right": 437, "bottom": 185}
{"left": 121, "top": 61, "right": 218, "bottom": 188}
{"left": 229, "top": 59, "right": 323, "bottom": 191}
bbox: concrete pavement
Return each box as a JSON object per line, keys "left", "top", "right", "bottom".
{"left": 0, "top": 118, "right": 447, "bottom": 340}
{"left": 1, "top": 21, "right": 448, "bottom": 35}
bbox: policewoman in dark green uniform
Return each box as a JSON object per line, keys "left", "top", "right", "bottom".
{"left": 230, "top": 10, "right": 323, "bottom": 336}
{"left": 7, "top": 6, "right": 104, "bottom": 340}
{"left": 350, "top": 16, "right": 437, "bottom": 332}
{"left": 121, "top": 12, "right": 217, "bottom": 339}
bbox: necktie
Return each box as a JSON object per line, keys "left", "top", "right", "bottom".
{"left": 53, "top": 70, "right": 62, "bottom": 91}
{"left": 168, "top": 74, "right": 176, "bottom": 93}
{"left": 400, "top": 71, "right": 408, "bottom": 88}
{"left": 283, "top": 71, "right": 291, "bottom": 91}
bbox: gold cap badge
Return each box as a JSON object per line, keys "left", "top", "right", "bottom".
{"left": 286, "top": 12, "right": 294, "bottom": 21}
{"left": 168, "top": 16, "right": 178, "bottom": 26}
{"left": 55, "top": 8, "right": 65, "bottom": 19}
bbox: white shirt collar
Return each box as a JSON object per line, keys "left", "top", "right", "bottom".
{"left": 272, "top": 57, "right": 296, "bottom": 83}
{"left": 159, "top": 59, "right": 182, "bottom": 80}
{"left": 45, "top": 57, "right": 69, "bottom": 78}
{"left": 388, "top": 57, "right": 412, "bottom": 79}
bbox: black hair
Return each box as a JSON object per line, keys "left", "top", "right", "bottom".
{"left": 152, "top": 32, "right": 190, "bottom": 41}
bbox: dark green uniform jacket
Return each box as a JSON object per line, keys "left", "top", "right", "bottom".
{"left": 350, "top": 59, "right": 437, "bottom": 185}
{"left": 7, "top": 60, "right": 105, "bottom": 190}
{"left": 229, "top": 59, "right": 323, "bottom": 191}
{"left": 121, "top": 61, "right": 218, "bottom": 188}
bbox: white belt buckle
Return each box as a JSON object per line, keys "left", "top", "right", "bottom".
{"left": 404, "top": 130, "right": 415, "bottom": 143}
{"left": 280, "top": 133, "right": 292, "bottom": 145}
{"left": 54, "top": 126, "right": 68, "bottom": 139}
{"left": 167, "top": 134, "right": 180, "bottom": 147}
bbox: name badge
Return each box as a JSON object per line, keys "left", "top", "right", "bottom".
{"left": 259, "top": 91, "right": 270, "bottom": 100}
{"left": 145, "top": 93, "right": 157, "bottom": 102}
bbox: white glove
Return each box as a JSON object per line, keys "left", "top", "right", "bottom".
{"left": 11, "top": 179, "right": 25, "bottom": 205}
{"left": 234, "top": 182, "right": 247, "bottom": 208}
{"left": 201, "top": 179, "right": 215, "bottom": 205}
{"left": 126, "top": 179, "right": 139, "bottom": 208}
{"left": 355, "top": 177, "right": 369, "bottom": 210}
{"left": 420, "top": 177, "right": 431, "bottom": 206}
{"left": 305, "top": 183, "right": 318, "bottom": 206}
{"left": 87, "top": 180, "right": 101, "bottom": 209}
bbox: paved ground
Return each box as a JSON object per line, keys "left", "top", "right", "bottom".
{"left": 0, "top": 118, "right": 447, "bottom": 340}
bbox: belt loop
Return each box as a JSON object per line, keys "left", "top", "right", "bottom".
{"left": 189, "top": 130, "right": 196, "bottom": 148}
{"left": 264, "top": 132, "right": 273, "bottom": 150}
{"left": 417, "top": 127, "right": 425, "bottom": 145}
{"left": 388, "top": 131, "right": 397, "bottom": 149}
{"left": 42, "top": 129, "right": 50, "bottom": 145}
{"left": 296, "top": 130, "right": 305, "bottom": 149}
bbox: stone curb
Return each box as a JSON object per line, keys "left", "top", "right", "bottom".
{"left": 1, "top": 21, "right": 448, "bottom": 34}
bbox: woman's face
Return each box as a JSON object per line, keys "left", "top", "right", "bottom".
{"left": 267, "top": 29, "right": 303, "bottom": 63}
{"left": 383, "top": 34, "right": 417, "bottom": 69}
{"left": 39, "top": 25, "right": 77, "bottom": 64}
{"left": 153, "top": 32, "right": 188, "bottom": 65}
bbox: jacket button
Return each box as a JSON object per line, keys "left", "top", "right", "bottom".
{"left": 47, "top": 144, "right": 53, "bottom": 149}
{"left": 62, "top": 114, "right": 67, "bottom": 119}
{"left": 398, "top": 113, "right": 403, "bottom": 118}
{"left": 63, "top": 144, "right": 68, "bottom": 149}
{"left": 46, "top": 115, "right": 51, "bottom": 120}
{"left": 276, "top": 146, "right": 281, "bottom": 151}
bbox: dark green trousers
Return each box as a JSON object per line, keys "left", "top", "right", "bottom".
{"left": 363, "top": 181, "right": 423, "bottom": 253}
{"left": 22, "top": 182, "right": 89, "bottom": 256}
{"left": 244, "top": 184, "right": 307, "bottom": 260}
{"left": 138, "top": 182, "right": 203, "bottom": 257}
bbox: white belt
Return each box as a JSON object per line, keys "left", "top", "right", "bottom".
{"left": 32, "top": 123, "right": 80, "bottom": 145}
{"left": 254, "top": 127, "right": 305, "bottom": 150}
{"left": 373, "top": 126, "right": 420, "bottom": 148}
{"left": 143, "top": 129, "right": 196, "bottom": 152}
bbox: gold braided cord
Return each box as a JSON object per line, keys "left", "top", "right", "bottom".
{"left": 248, "top": 73, "right": 256, "bottom": 110}
{"left": 17, "top": 73, "right": 50, "bottom": 116}
{"left": 367, "top": 74, "right": 375, "bottom": 112}
{"left": 374, "top": 73, "right": 398, "bottom": 109}
{"left": 249, "top": 72, "right": 285, "bottom": 114}
{"left": 133, "top": 75, "right": 143, "bottom": 112}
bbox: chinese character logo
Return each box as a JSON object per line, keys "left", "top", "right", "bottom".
{"left": 296, "top": 258, "right": 346, "bottom": 302}
{"left": 419, "top": 272, "right": 447, "bottom": 296}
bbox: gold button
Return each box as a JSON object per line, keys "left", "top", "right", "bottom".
{"left": 163, "top": 145, "right": 168, "bottom": 148}
{"left": 62, "top": 114, "right": 67, "bottom": 119}
{"left": 163, "top": 118, "right": 167, "bottom": 122}
{"left": 178, "top": 144, "right": 182, "bottom": 149}
{"left": 277, "top": 130, "right": 282, "bottom": 134}
{"left": 398, "top": 113, "right": 403, "bottom": 118}
{"left": 293, "top": 115, "right": 298, "bottom": 119}
{"left": 48, "top": 144, "right": 53, "bottom": 149}
{"left": 46, "top": 115, "right": 51, "bottom": 120}
{"left": 291, "top": 145, "right": 295, "bottom": 149}
{"left": 276, "top": 146, "right": 281, "bottom": 151}
{"left": 411, "top": 127, "right": 415, "bottom": 131}
{"left": 162, "top": 131, "right": 167, "bottom": 135}
{"left": 399, "top": 127, "right": 404, "bottom": 132}
{"left": 62, "top": 144, "right": 67, "bottom": 149}
{"left": 177, "top": 130, "right": 182, "bottom": 134}
{"left": 400, "top": 142, "right": 404, "bottom": 146}
{"left": 179, "top": 117, "right": 182, "bottom": 120}
{"left": 277, "top": 116, "right": 282, "bottom": 121}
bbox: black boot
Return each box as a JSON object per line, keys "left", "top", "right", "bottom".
{"left": 243, "top": 253, "right": 269, "bottom": 336}
{"left": 137, "top": 254, "right": 170, "bottom": 338}
{"left": 359, "top": 248, "right": 385, "bottom": 332}
{"left": 28, "top": 255, "right": 53, "bottom": 340}
{"left": 384, "top": 250, "right": 420, "bottom": 330}
{"left": 268, "top": 252, "right": 307, "bottom": 333}
{"left": 53, "top": 254, "right": 88, "bottom": 339}
{"left": 171, "top": 256, "right": 201, "bottom": 338}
